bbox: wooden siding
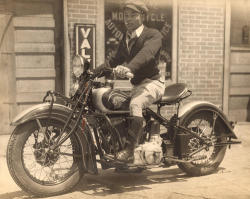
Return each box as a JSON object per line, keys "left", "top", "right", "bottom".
{"left": 16, "top": 54, "right": 55, "bottom": 68}
{"left": 13, "top": 0, "right": 57, "bottom": 113}
{"left": 0, "top": 0, "right": 62, "bottom": 134}
{"left": 229, "top": 48, "right": 250, "bottom": 121}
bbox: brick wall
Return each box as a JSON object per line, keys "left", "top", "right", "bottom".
{"left": 178, "top": 0, "right": 225, "bottom": 106}
{"left": 67, "top": 0, "right": 104, "bottom": 67}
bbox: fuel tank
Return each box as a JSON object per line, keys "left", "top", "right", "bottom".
{"left": 91, "top": 88, "right": 130, "bottom": 112}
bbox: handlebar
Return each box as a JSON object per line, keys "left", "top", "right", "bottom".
{"left": 92, "top": 66, "right": 134, "bottom": 79}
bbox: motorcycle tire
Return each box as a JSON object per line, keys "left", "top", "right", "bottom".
{"left": 177, "top": 110, "right": 227, "bottom": 176}
{"left": 7, "top": 119, "right": 84, "bottom": 197}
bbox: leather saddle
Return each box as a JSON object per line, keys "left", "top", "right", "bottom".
{"left": 155, "top": 83, "right": 190, "bottom": 105}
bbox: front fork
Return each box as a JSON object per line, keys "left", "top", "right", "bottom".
{"left": 42, "top": 82, "right": 92, "bottom": 151}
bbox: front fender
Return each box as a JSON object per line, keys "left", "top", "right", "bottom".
{"left": 179, "top": 101, "right": 237, "bottom": 139}
{"left": 11, "top": 103, "right": 72, "bottom": 126}
{"left": 11, "top": 102, "right": 98, "bottom": 174}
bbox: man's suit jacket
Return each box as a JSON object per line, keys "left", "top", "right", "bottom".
{"left": 107, "top": 26, "right": 163, "bottom": 85}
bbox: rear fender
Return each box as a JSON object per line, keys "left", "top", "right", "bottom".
{"left": 179, "top": 101, "right": 237, "bottom": 139}
{"left": 11, "top": 103, "right": 98, "bottom": 174}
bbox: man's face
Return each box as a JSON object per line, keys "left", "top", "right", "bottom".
{"left": 124, "top": 8, "right": 143, "bottom": 33}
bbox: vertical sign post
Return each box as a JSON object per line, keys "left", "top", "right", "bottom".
{"left": 75, "top": 24, "right": 96, "bottom": 68}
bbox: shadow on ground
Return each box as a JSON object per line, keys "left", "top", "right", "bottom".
{"left": 0, "top": 166, "right": 227, "bottom": 199}
{"left": 74, "top": 166, "right": 190, "bottom": 196}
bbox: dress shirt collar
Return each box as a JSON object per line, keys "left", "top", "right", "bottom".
{"left": 127, "top": 24, "right": 144, "bottom": 39}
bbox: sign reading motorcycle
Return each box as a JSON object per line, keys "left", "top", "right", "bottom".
{"left": 104, "top": 0, "right": 172, "bottom": 79}
{"left": 75, "top": 24, "right": 96, "bottom": 68}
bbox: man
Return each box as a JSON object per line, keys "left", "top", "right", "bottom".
{"left": 97, "top": 0, "right": 165, "bottom": 162}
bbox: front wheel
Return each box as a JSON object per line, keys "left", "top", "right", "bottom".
{"left": 7, "top": 119, "right": 84, "bottom": 197}
{"left": 177, "top": 110, "right": 227, "bottom": 176}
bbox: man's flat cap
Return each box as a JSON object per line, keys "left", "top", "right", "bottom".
{"left": 124, "top": 0, "right": 148, "bottom": 14}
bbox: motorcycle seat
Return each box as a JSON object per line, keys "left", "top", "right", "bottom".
{"left": 155, "top": 83, "right": 189, "bottom": 105}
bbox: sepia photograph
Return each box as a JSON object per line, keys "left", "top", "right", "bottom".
{"left": 0, "top": 0, "right": 249, "bottom": 198}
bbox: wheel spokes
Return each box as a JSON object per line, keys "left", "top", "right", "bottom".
{"left": 187, "top": 118, "right": 215, "bottom": 165}
{"left": 22, "top": 125, "right": 76, "bottom": 185}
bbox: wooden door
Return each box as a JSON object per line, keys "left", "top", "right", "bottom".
{"left": 14, "top": 0, "right": 63, "bottom": 113}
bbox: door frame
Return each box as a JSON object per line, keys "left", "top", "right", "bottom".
{"left": 223, "top": 0, "right": 231, "bottom": 116}
{"left": 0, "top": 0, "right": 16, "bottom": 134}
{"left": 63, "top": 0, "right": 70, "bottom": 97}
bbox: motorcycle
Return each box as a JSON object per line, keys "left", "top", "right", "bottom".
{"left": 7, "top": 55, "right": 241, "bottom": 197}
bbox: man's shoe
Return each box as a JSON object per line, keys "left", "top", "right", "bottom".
{"left": 116, "top": 116, "right": 144, "bottom": 163}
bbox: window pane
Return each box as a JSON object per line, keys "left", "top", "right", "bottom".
{"left": 231, "top": 0, "right": 250, "bottom": 46}
{"left": 104, "top": 0, "right": 173, "bottom": 80}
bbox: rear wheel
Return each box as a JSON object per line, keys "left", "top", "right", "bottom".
{"left": 177, "top": 110, "right": 227, "bottom": 176}
{"left": 7, "top": 119, "right": 84, "bottom": 197}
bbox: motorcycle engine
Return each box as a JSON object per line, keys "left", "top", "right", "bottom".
{"left": 133, "top": 137, "right": 163, "bottom": 166}
{"left": 133, "top": 121, "right": 163, "bottom": 165}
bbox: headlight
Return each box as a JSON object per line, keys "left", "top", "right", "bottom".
{"left": 72, "top": 55, "right": 85, "bottom": 78}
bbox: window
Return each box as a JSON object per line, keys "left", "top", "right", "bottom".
{"left": 231, "top": 0, "right": 250, "bottom": 46}
{"left": 104, "top": 0, "right": 173, "bottom": 83}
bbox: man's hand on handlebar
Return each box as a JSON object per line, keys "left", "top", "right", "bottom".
{"left": 92, "top": 64, "right": 134, "bottom": 79}
{"left": 113, "top": 65, "right": 134, "bottom": 79}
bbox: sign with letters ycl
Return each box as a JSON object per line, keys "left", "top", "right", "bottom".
{"left": 75, "top": 24, "right": 96, "bottom": 68}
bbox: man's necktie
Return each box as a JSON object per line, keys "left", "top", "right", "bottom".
{"left": 127, "top": 33, "right": 137, "bottom": 53}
